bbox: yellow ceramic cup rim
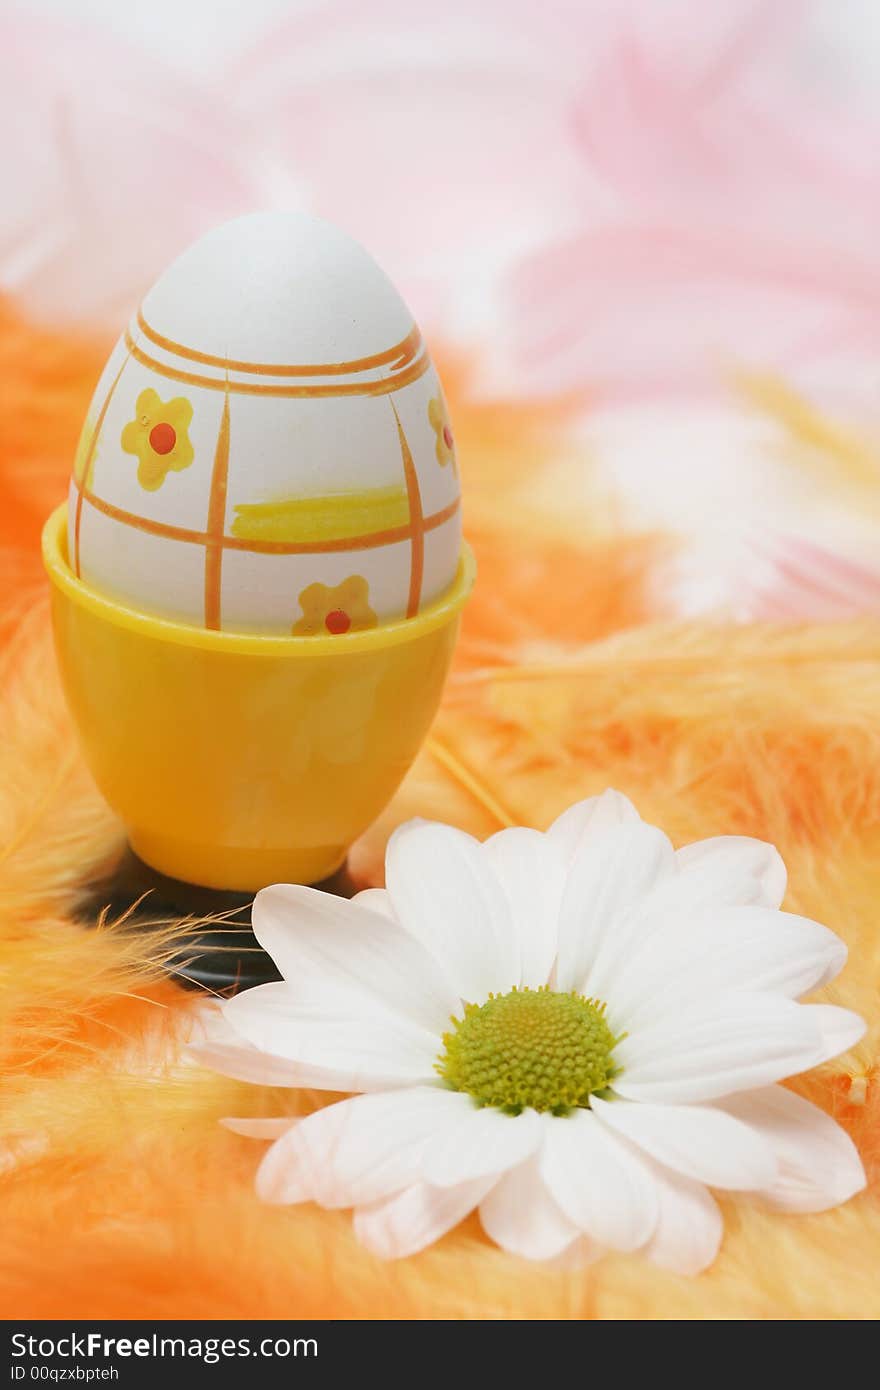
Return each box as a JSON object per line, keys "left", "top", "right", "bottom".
{"left": 42, "top": 503, "right": 475, "bottom": 656}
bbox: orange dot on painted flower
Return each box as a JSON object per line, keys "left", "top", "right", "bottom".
{"left": 443, "top": 425, "right": 454, "bottom": 449}
{"left": 149, "top": 422, "right": 177, "bottom": 456}
{"left": 325, "top": 609, "right": 351, "bottom": 635}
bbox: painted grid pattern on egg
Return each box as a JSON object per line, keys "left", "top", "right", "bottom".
{"left": 70, "top": 311, "right": 461, "bottom": 632}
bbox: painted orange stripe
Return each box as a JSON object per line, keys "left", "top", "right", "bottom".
{"left": 137, "top": 309, "right": 421, "bottom": 378}
{"left": 204, "top": 390, "right": 231, "bottom": 629}
{"left": 73, "top": 353, "right": 130, "bottom": 577}
{"left": 392, "top": 402, "right": 425, "bottom": 618}
{"left": 422, "top": 496, "right": 460, "bottom": 534}
{"left": 81, "top": 491, "right": 207, "bottom": 545}
{"left": 80, "top": 490, "right": 459, "bottom": 557}
{"left": 124, "top": 330, "right": 430, "bottom": 399}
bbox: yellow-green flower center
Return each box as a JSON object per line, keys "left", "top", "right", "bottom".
{"left": 436, "top": 986, "right": 620, "bottom": 1114}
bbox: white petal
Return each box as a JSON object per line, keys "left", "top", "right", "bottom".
{"left": 556, "top": 822, "right": 675, "bottom": 993}
{"left": 676, "top": 835, "right": 787, "bottom": 908}
{"left": 479, "top": 1156, "right": 580, "bottom": 1260}
{"left": 385, "top": 821, "right": 518, "bottom": 1002}
{"left": 422, "top": 1105, "right": 543, "bottom": 1187}
{"left": 252, "top": 883, "right": 458, "bottom": 1032}
{"left": 643, "top": 1166, "right": 723, "bottom": 1276}
{"left": 351, "top": 887, "right": 396, "bottom": 920}
{"left": 188, "top": 1004, "right": 312, "bottom": 1084}
{"left": 719, "top": 1086, "right": 866, "bottom": 1212}
{"left": 193, "top": 1001, "right": 438, "bottom": 1096}
{"left": 189, "top": 1038, "right": 321, "bottom": 1089}
{"left": 547, "top": 789, "right": 642, "bottom": 864}
{"left": 540, "top": 1110, "right": 659, "bottom": 1251}
{"left": 354, "top": 1177, "right": 495, "bottom": 1259}
{"left": 255, "top": 1088, "right": 468, "bottom": 1207}
{"left": 224, "top": 981, "right": 439, "bottom": 1092}
{"left": 807, "top": 1004, "right": 866, "bottom": 1064}
{"left": 481, "top": 827, "right": 566, "bottom": 987}
{"left": 615, "top": 993, "right": 826, "bottom": 1103}
{"left": 222, "top": 1117, "right": 297, "bottom": 1139}
{"left": 608, "top": 907, "right": 847, "bottom": 1028}
{"left": 591, "top": 1095, "right": 776, "bottom": 1189}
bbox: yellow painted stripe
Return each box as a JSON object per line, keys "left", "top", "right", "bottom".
{"left": 204, "top": 390, "right": 231, "bottom": 630}
{"left": 80, "top": 489, "right": 460, "bottom": 557}
{"left": 231, "top": 486, "right": 410, "bottom": 544}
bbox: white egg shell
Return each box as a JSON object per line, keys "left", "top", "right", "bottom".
{"left": 68, "top": 212, "right": 462, "bottom": 635}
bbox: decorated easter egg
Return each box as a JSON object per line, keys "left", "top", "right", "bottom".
{"left": 67, "top": 213, "right": 462, "bottom": 634}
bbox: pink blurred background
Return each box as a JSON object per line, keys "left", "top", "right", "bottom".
{"left": 3, "top": 0, "right": 880, "bottom": 618}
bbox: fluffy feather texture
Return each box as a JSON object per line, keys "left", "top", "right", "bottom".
{"left": 504, "top": 0, "right": 880, "bottom": 399}
{"left": 0, "top": 304, "right": 877, "bottom": 1320}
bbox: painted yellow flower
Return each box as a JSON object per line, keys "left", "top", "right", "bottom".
{"left": 428, "top": 396, "right": 457, "bottom": 472}
{"left": 121, "top": 389, "right": 195, "bottom": 491}
{"left": 292, "top": 576, "right": 378, "bottom": 637}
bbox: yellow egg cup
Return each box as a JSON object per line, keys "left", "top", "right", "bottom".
{"left": 43, "top": 504, "right": 475, "bottom": 894}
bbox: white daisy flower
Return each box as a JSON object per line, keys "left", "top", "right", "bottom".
{"left": 194, "top": 791, "right": 866, "bottom": 1274}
